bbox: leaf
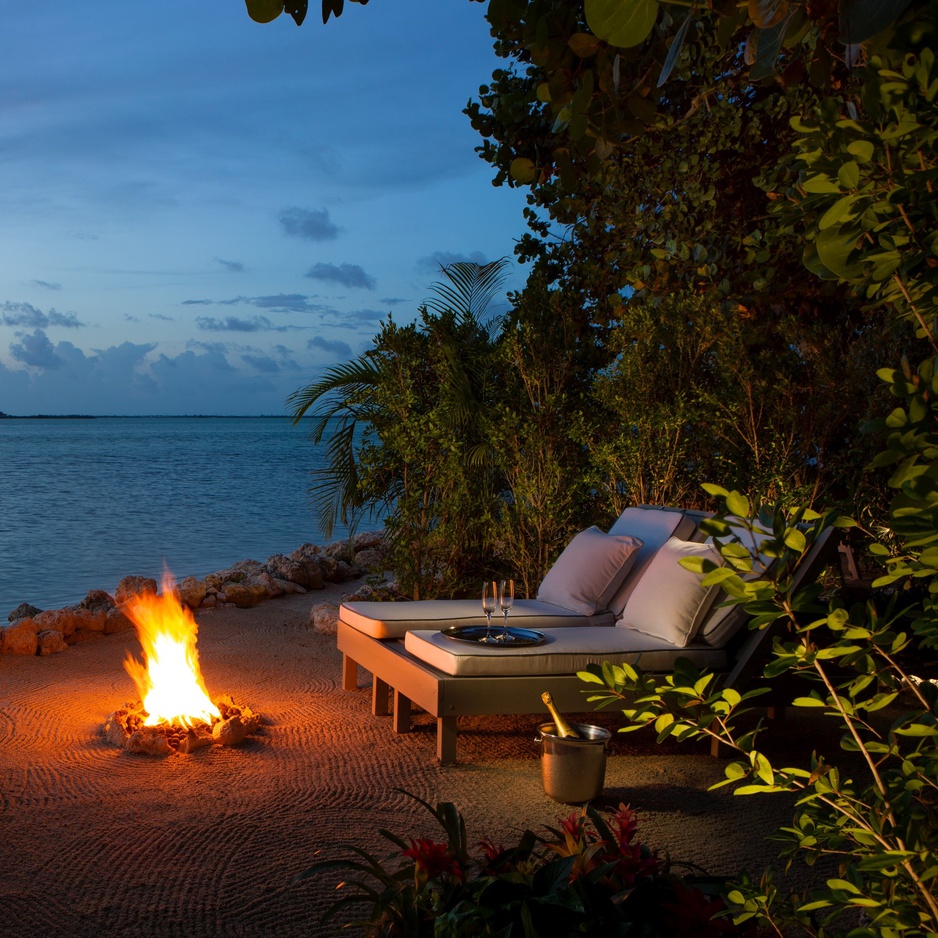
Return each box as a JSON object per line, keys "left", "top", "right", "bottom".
{"left": 815, "top": 225, "right": 863, "bottom": 281}
{"left": 568, "top": 32, "right": 603, "bottom": 57}
{"left": 657, "top": 12, "right": 693, "bottom": 87}
{"left": 246, "top": 0, "right": 283, "bottom": 23}
{"left": 837, "top": 161, "right": 861, "bottom": 189}
{"left": 586, "top": 0, "right": 659, "bottom": 49}
{"left": 510, "top": 158, "right": 537, "bottom": 184}
{"left": 726, "top": 491, "right": 751, "bottom": 517}
{"left": 847, "top": 139, "right": 876, "bottom": 162}
{"left": 838, "top": 0, "right": 914, "bottom": 44}
{"left": 818, "top": 194, "right": 864, "bottom": 230}
{"left": 748, "top": 0, "right": 789, "bottom": 29}
{"left": 793, "top": 696, "right": 828, "bottom": 707}
{"left": 749, "top": 13, "right": 793, "bottom": 81}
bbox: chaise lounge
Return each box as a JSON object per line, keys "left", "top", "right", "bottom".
{"left": 337, "top": 506, "right": 837, "bottom": 763}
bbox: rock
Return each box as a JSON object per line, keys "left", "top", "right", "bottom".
{"left": 115, "top": 576, "right": 158, "bottom": 606}
{"left": 203, "top": 574, "right": 223, "bottom": 592}
{"left": 352, "top": 548, "right": 384, "bottom": 571}
{"left": 0, "top": 618, "right": 39, "bottom": 655}
{"left": 216, "top": 591, "right": 227, "bottom": 604}
{"left": 176, "top": 576, "right": 207, "bottom": 609}
{"left": 126, "top": 728, "right": 172, "bottom": 756}
{"left": 8, "top": 602, "right": 42, "bottom": 622}
{"left": 353, "top": 530, "right": 383, "bottom": 551}
{"left": 333, "top": 560, "right": 359, "bottom": 583}
{"left": 104, "top": 608, "right": 134, "bottom": 634}
{"left": 222, "top": 582, "right": 268, "bottom": 608}
{"left": 310, "top": 602, "right": 340, "bottom": 635}
{"left": 324, "top": 541, "right": 352, "bottom": 561}
{"left": 179, "top": 729, "right": 213, "bottom": 754}
{"left": 66, "top": 628, "right": 104, "bottom": 645}
{"left": 265, "top": 553, "right": 318, "bottom": 589}
{"left": 247, "top": 571, "right": 282, "bottom": 599}
{"left": 200, "top": 594, "right": 217, "bottom": 608}
{"left": 79, "top": 590, "right": 116, "bottom": 612}
{"left": 272, "top": 578, "right": 307, "bottom": 595}
{"left": 215, "top": 560, "right": 265, "bottom": 583}
{"left": 212, "top": 715, "right": 246, "bottom": 747}
{"left": 103, "top": 711, "right": 132, "bottom": 747}
{"left": 37, "top": 630, "right": 69, "bottom": 655}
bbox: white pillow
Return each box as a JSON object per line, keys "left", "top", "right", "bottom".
{"left": 537, "top": 527, "right": 643, "bottom": 616}
{"left": 617, "top": 536, "right": 724, "bottom": 646}
{"left": 606, "top": 507, "right": 697, "bottom": 615}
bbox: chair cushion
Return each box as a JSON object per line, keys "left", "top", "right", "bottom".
{"left": 606, "top": 507, "right": 699, "bottom": 615}
{"left": 340, "top": 599, "right": 613, "bottom": 640}
{"left": 403, "top": 626, "right": 726, "bottom": 677}
{"left": 536, "top": 526, "right": 643, "bottom": 616}
{"left": 617, "top": 537, "right": 724, "bottom": 647}
{"left": 700, "top": 519, "right": 779, "bottom": 646}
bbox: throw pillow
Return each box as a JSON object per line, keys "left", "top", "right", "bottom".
{"left": 537, "top": 526, "right": 643, "bottom": 616}
{"left": 617, "top": 536, "right": 724, "bottom": 646}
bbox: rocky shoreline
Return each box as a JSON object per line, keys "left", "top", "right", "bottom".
{"left": 1, "top": 531, "right": 391, "bottom": 656}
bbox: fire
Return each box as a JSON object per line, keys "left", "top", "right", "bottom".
{"left": 124, "top": 571, "right": 220, "bottom": 728}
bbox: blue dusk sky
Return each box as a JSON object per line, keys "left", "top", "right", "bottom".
{"left": 0, "top": 1, "right": 528, "bottom": 416}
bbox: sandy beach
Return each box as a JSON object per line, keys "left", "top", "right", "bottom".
{"left": 0, "top": 579, "right": 832, "bottom": 937}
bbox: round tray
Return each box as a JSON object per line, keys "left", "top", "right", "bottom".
{"left": 441, "top": 625, "right": 547, "bottom": 647}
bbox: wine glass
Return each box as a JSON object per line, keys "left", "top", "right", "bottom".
{"left": 481, "top": 580, "right": 498, "bottom": 642}
{"left": 498, "top": 579, "right": 514, "bottom": 642}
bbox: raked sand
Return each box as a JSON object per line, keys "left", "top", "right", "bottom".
{"left": 0, "top": 578, "right": 833, "bottom": 936}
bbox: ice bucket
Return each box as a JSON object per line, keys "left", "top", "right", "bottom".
{"left": 536, "top": 722, "right": 611, "bottom": 804}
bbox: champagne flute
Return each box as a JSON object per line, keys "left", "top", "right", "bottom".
{"left": 498, "top": 578, "right": 514, "bottom": 642}
{"left": 481, "top": 580, "right": 497, "bottom": 642}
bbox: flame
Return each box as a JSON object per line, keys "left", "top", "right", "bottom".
{"left": 124, "top": 571, "right": 220, "bottom": 728}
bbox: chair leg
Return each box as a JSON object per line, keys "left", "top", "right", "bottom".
{"left": 710, "top": 735, "right": 722, "bottom": 758}
{"left": 437, "top": 716, "right": 457, "bottom": 765}
{"left": 767, "top": 705, "right": 786, "bottom": 722}
{"left": 393, "top": 691, "right": 412, "bottom": 734}
{"left": 342, "top": 654, "right": 358, "bottom": 691}
{"left": 372, "top": 677, "right": 391, "bottom": 717}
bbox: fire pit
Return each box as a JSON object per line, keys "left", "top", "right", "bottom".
{"left": 103, "top": 572, "right": 262, "bottom": 755}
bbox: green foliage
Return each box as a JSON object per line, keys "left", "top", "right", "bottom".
{"left": 580, "top": 486, "right": 938, "bottom": 935}
{"left": 768, "top": 16, "right": 938, "bottom": 346}
{"left": 295, "top": 793, "right": 754, "bottom": 936}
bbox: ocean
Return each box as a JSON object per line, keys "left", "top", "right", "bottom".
{"left": 0, "top": 416, "right": 362, "bottom": 617}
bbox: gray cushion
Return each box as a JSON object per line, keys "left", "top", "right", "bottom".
{"left": 536, "top": 526, "right": 643, "bottom": 615}
{"left": 606, "top": 507, "right": 699, "bottom": 615}
{"left": 403, "top": 626, "right": 726, "bottom": 677}
{"left": 618, "top": 537, "right": 725, "bottom": 647}
{"left": 340, "top": 598, "right": 613, "bottom": 640}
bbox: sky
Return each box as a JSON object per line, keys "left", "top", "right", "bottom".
{"left": 0, "top": 1, "right": 529, "bottom": 415}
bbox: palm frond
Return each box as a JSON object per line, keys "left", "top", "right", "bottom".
{"left": 424, "top": 258, "right": 511, "bottom": 326}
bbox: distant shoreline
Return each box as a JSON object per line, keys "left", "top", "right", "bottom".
{"left": 0, "top": 413, "right": 96, "bottom": 420}
{"left": 0, "top": 413, "right": 292, "bottom": 419}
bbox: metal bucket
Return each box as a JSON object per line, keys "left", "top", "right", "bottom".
{"left": 536, "top": 722, "right": 611, "bottom": 804}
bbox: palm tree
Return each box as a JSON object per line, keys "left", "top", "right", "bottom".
{"left": 288, "top": 258, "right": 511, "bottom": 543}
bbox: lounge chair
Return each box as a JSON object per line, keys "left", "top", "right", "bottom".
{"left": 337, "top": 506, "right": 837, "bottom": 763}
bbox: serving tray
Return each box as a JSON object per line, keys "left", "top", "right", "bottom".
{"left": 440, "top": 625, "right": 547, "bottom": 647}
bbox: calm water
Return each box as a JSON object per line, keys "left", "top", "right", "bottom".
{"left": 0, "top": 416, "right": 361, "bottom": 616}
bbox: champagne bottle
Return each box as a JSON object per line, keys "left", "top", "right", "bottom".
{"left": 541, "top": 691, "right": 580, "bottom": 738}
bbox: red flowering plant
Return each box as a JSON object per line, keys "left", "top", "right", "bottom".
{"left": 295, "top": 792, "right": 757, "bottom": 937}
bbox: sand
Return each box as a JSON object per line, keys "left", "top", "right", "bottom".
{"left": 0, "top": 579, "right": 828, "bottom": 936}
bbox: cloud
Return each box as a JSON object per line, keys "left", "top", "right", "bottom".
{"left": 416, "top": 250, "right": 489, "bottom": 275}
{"left": 182, "top": 294, "right": 335, "bottom": 315}
{"left": 380, "top": 296, "right": 409, "bottom": 306}
{"left": 196, "top": 315, "right": 273, "bottom": 333}
{"left": 279, "top": 207, "right": 339, "bottom": 242}
{"left": 31, "top": 280, "right": 62, "bottom": 291}
{"left": 308, "top": 335, "right": 352, "bottom": 358}
{"left": 304, "top": 262, "right": 376, "bottom": 290}
{"left": 0, "top": 301, "right": 84, "bottom": 329}
{"left": 215, "top": 257, "right": 244, "bottom": 273}
{"left": 10, "top": 329, "right": 63, "bottom": 369}
{"left": 148, "top": 312, "right": 174, "bottom": 321}
{"left": 242, "top": 354, "right": 281, "bottom": 374}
